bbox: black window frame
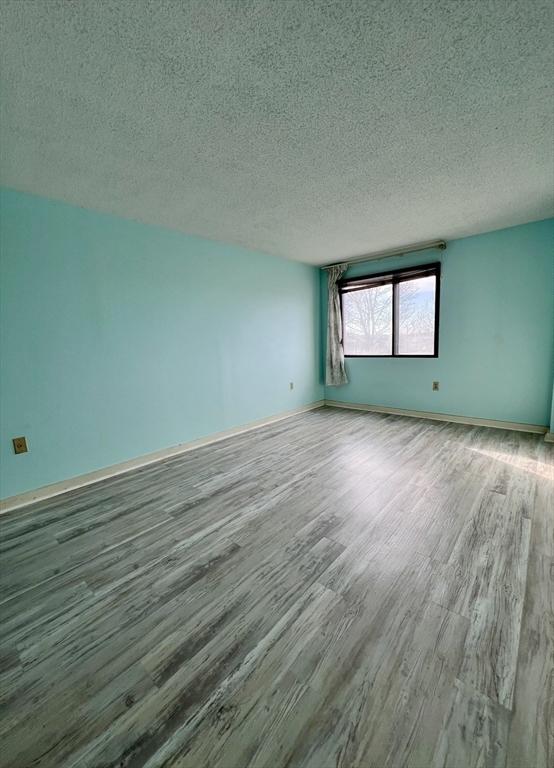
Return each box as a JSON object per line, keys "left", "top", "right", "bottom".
{"left": 339, "top": 261, "right": 441, "bottom": 358}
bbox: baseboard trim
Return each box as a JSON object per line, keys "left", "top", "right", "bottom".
{"left": 2, "top": 398, "right": 546, "bottom": 513}
{"left": 0, "top": 400, "right": 325, "bottom": 514}
{"left": 324, "top": 400, "right": 548, "bottom": 434}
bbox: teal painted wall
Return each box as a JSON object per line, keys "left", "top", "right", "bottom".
{"left": 323, "top": 219, "right": 554, "bottom": 426}
{"left": 0, "top": 188, "right": 323, "bottom": 499}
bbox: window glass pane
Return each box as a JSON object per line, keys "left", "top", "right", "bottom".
{"left": 343, "top": 284, "right": 392, "bottom": 355}
{"left": 397, "top": 276, "right": 436, "bottom": 355}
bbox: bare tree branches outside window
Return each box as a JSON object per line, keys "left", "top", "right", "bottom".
{"left": 342, "top": 275, "right": 436, "bottom": 356}
{"left": 343, "top": 285, "right": 392, "bottom": 354}
{"left": 398, "top": 277, "right": 435, "bottom": 354}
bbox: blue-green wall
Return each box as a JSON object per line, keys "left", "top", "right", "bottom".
{"left": 323, "top": 219, "right": 554, "bottom": 426}
{"left": 2, "top": 189, "right": 552, "bottom": 500}
{"left": 0, "top": 188, "right": 323, "bottom": 499}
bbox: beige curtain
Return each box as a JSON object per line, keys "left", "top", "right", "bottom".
{"left": 325, "top": 264, "right": 348, "bottom": 386}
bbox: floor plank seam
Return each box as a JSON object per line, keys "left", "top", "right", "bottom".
{"left": 0, "top": 409, "right": 550, "bottom": 768}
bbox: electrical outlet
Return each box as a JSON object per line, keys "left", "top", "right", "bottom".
{"left": 289, "top": 381, "right": 294, "bottom": 390}
{"left": 432, "top": 381, "right": 440, "bottom": 391}
{"left": 12, "top": 436, "right": 28, "bottom": 454}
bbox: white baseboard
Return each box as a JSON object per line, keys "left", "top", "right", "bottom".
{"left": 324, "top": 400, "right": 548, "bottom": 434}
{"left": 0, "top": 400, "right": 325, "bottom": 514}
{"left": 2, "top": 398, "right": 547, "bottom": 514}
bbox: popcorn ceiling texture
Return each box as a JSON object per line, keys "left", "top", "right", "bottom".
{"left": 1, "top": 0, "right": 553, "bottom": 265}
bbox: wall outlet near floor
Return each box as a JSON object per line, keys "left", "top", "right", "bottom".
{"left": 432, "top": 381, "right": 440, "bottom": 391}
{"left": 289, "top": 381, "right": 294, "bottom": 390}
{"left": 12, "top": 436, "right": 28, "bottom": 454}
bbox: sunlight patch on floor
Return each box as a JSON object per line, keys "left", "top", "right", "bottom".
{"left": 467, "top": 447, "right": 553, "bottom": 481}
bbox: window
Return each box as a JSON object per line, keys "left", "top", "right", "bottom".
{"left": 340, "top": 262, "right": 440, "bottom": 357}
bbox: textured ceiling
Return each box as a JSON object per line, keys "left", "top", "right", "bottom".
{"left": 1, "top": 0, "right": 553, "bottom": 265}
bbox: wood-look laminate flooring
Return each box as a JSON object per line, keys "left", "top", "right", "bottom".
{"left": 0, "top": 406, "right": 552, "bottom": 768}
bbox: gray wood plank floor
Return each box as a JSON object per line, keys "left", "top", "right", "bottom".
{"left": 0, "top": 406, "right": 552, "bottom": 768}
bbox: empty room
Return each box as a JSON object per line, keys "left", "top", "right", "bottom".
{"left": 0, "top": 1, "right": 553, "bottom": 767}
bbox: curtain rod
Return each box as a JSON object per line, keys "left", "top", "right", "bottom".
{"left": 320, "top": 239, "right": 447, "bottom": 269}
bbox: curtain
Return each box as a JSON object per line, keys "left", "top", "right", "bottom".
{"left": 325, "top": 264, "right": 348, "bottom": 386}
